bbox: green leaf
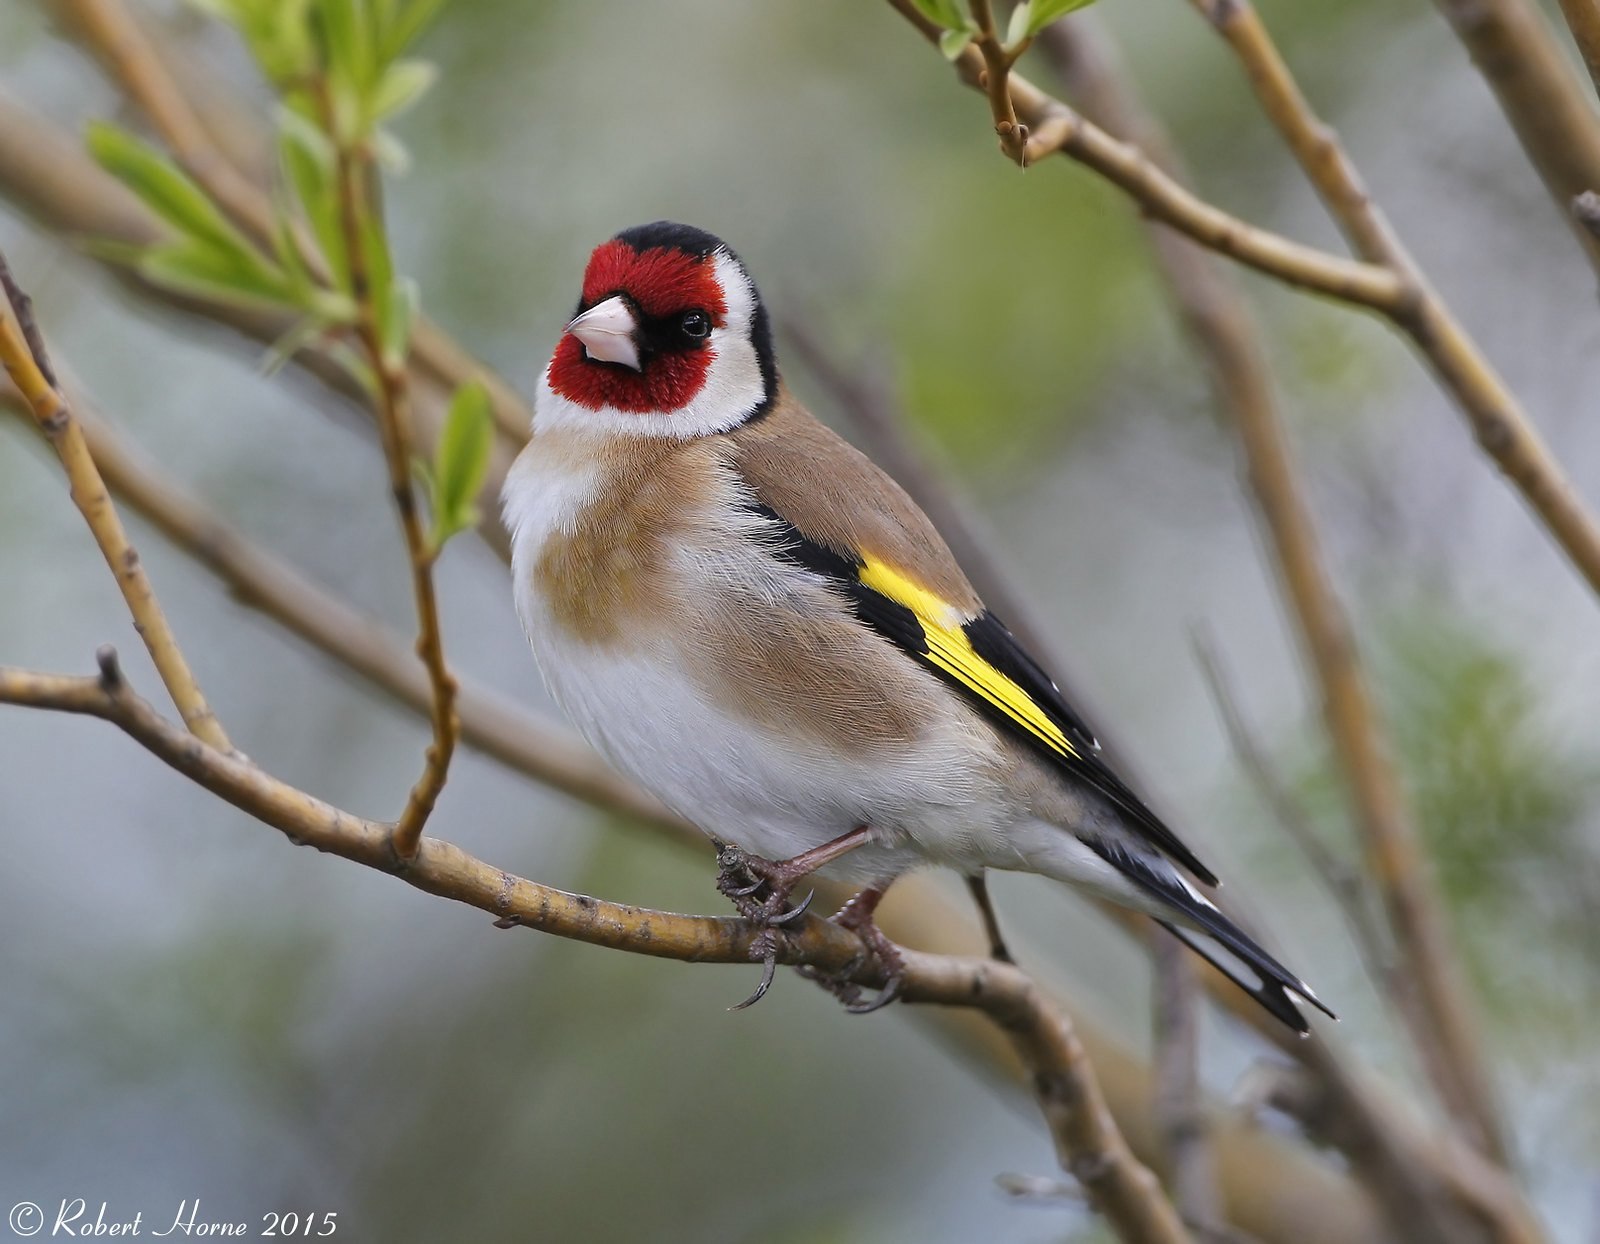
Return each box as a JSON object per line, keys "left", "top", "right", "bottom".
{"left": 1006, "top": 1, "right": 1033, "bottom": 45}
{"left": 326, "top": 339, "right": 379, "bottom": 399}
{"left": 87, "top": 123, "right": 252, "bottom": 256}
{"left": 911, "top": 0, "right": 967, "bottom": 30}
{"left": 379, "top": 276, "right": 417, "bottom": 366}
{"left": 277, "top": 108, "right": 347, "bottom": 289}
{"left": 1024, "top": 0, "right": 1098, "bottom": 36}
{"left": 319, "top": 0, "right": 374, "bottom": 91}
{"left": 371, "top": 127, "right": 412, "bottom": 174}
{"left": 939, "top": 26, "right": 973, "bottom": 59}
{"left": 379, "top": 0, "right": 447, "bottom": 62}
{"left": 430, "top": 379, "right": 493, "bottom": 548}
{"left": 270, "top": 194, "right": 318, "bottom": 306}
{"left": 191, "top": 0, "right": 316, "bottom": 83}
{"left": 258, "top": 314, "right": 332, "bottom": 377}
{"left": 370, "top": 58, "right": 436, "bottom": 121}
{"left": 138, "top": 239, "right": 297, "bottom": 311}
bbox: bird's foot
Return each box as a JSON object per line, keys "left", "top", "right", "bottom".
{"left": 715, "top": 843, "right": 816, "bottom": 926}
{"left": 716, "top": 843, "right": 816, "bottom": 1012}
{"left": 800, "top": 885, "right": 905, "bottom": 1015}
{"left": 714, "top": 829, "right": 878, "bottom": 1012}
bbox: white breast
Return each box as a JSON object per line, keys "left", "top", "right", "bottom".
{"left": 501, "top": 431, "right": 1023, "bottom": 884}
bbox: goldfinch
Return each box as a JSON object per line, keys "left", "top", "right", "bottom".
{"left": 503, "top": 221, "right": 1332, "bottom": 1030}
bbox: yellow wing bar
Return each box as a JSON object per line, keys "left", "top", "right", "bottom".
{"left": 857, "top": 557, "right": 1081, "bottom": 762}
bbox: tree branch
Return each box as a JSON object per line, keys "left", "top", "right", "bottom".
{"left": 1152, "top": 935, "right": 1224, "bottom": 1237}
{"left": 1191, "top": 633, "right": 1397, "bottom": 1004}
{"left": 1186, "top": 0, "right": 1600, "bottom": 619}
{"left": 321, "top": 91, "right": 457, "bottom": 860}
{"left": 0, "top": 18, "right": 1532, "bottom": 1240}
{"left": 0, "top": 258, "right": 230, "bottom": 752}
{"left": 1427, "top": 0, "right": 1600, "bottom": 269}
{"left": 1556, "top": 0, "right": 1600, "bottom": 102}
{"left": 884, "top": 1, "right": 1404, "bottom": 310}
{"left": 1177, "top": 0, "right": 1514, "bottom": 1166}
{"left": 968, "top": 0, "right": 1034, "bottom": 164}
{"left": 1033, "top": 15, "right": 1542, "bottom": 1235}
{"left": 0, "top": 386, "right": 682, "bottom": 833}
{"left": 0, "top": 652, "right": 1193, "bottom": 1244}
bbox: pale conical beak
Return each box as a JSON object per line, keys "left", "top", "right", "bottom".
{"left": 566, "top": 295, "right": 641, "bottom": 371}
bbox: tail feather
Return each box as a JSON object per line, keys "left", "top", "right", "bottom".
{"left": 1081, "top": 835, "right": 1335, "bottom": 1034}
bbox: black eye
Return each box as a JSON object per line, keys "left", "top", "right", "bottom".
{"left": 679, "top": 310, "right": 712, "bottom": 340}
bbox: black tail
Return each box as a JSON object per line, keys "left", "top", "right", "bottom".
{"left": 1083, "top": 836, "right": 1336, "bottom": 1034}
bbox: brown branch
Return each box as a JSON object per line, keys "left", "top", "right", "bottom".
{"left": 0, "top": 33, "right": 1511, "bottom": 1244}
{"left": 1178, "top": 0, "right": 1514, "bottom": 1167}
{"left": 326, "top": 106, "right": 457, "bottom": 861}
{"left": 906, "top": 947, "right": 1193, "bottom": 1244}
{"left": 1428, "top": 0, "right": 1600, "bottom": 268}
{"left": 1152, "top": 936, "right": 1224, "bottom": 1237}
{"left": 0, "top": 653, "right": 1192, "bottom": 1244}
{"left": 1557, "top": 0, "right": 1600, "bottom": 101}
{"left": 0, "top": 258, "right": 230, "bottom": 752}
{"left": 893, "top": 0, "right": 1600, "bottom": 613}
{"left": 968, "top": 0, "right": 1033, "bottom": 164}
{"left": 0, "top": 387, "right": 680, "bottom": 833}
{"left": 884, "top": 0, "right": 1403, "bottom": 310}
{"left": 1191, "top": 633, "right": 1397, "bottom": 1003}
{"left": 1187, "top": 0, "right": 1600, "bottom": 619}
{"left": 0, "top": 362, "right": 1232, "bottom": 1243}
{"left": 0, "top": 657, "right": 865, "bottom": 965}
{"left": 1035, "top": 16, "right": 1543, "bottom": 1236}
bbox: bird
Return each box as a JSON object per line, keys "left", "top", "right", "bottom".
{"left": 502, "top": 220, "right": 1333, "bottom": 1030}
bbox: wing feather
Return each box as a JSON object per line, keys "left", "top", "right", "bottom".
{"left": 750, "top": 501, "right": 1218, "bottom": 885}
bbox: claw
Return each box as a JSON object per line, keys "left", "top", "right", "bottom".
{"left": 725, "top": 876, "right": 767, "bottom": 898}
{"left": 845, "top": 969, "right": 904, "bottom": 1015}
{"left": 729, "top": 949, "right": 778, "bottom": 1012}
{"left": 768, "top": 889, "right": 815, "bottom": 925}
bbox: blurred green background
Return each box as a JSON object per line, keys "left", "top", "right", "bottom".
{"left": 1, "top": 1, "right": 1598, "bottom": 1240}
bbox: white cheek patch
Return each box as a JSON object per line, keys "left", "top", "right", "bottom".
{"left": 535, "top": 247, "right": 771, "bottom": 441}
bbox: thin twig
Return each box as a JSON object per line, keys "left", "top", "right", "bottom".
{"left": 968, "top": 0, "right": 1032, "bottom": 164}
{"left": 1034, "top": 18, "right": 1541, "bottom": 1236}
{"left": 0, "top": 35, "right": 1526, "bottom": 1244}
{"left": 1152, "top": 935, "right": 1224, "bottom": 1235}
{"left": 0, "top": 387, "right": 679, "bottom": 834}
{"left": 1, "top": 654, "right": 1190, "bottom": 1244}
{"left": 894, "top": 0, "right": 1600, "bottom": 614}
{"left": 326, "top": 106, "right": 457, "bottom": 861}
{"left": 0, "top": 256, "right": 229, "bottom": 752}
{"left": 1190, "top": 633, "right": 1397, "bottom": 998}
{"left": 3, "top": 387, "right": 1346, "bottom": 1241}
{"left": 53, "top": 0, "right": 534, "bottom": 446}
{"left": 1187, "top": 0, "right": 1600, "bottom": 617}
{"left": 1181, "top": 0, "right": 1514, "bottom": 1166}
{"left": 1556, "top": 0, "right": 1600, "bottom": 101}
{"left": 1428, "top": 0, "right": 1600, "bottom": 269}
{"left": 884, "top": 2, "right": 1403, "bottom": 309}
